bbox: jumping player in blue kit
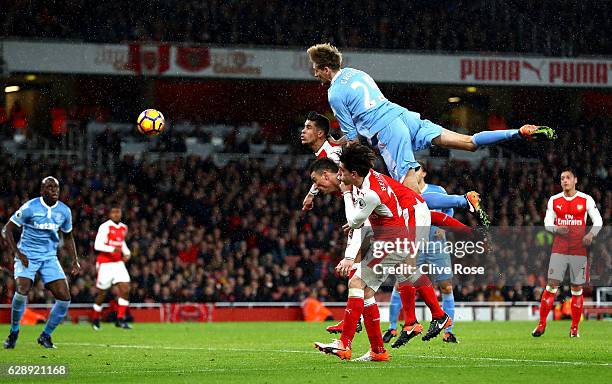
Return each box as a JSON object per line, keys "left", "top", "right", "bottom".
{"left": 385, "top": 163, "right": 460, "bottom": 346}
{"left": 306, "top": 43, "right": 556, "bottom": 202}
{"left": 2, "top": 176, "right": 80, "bottom": 349}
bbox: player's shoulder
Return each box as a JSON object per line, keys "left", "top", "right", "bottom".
{"left": 549, "top": 192, "right": 564, "bottom": 202}
{"left": 576, "top": 191, "right": 597, "bottom": 207}
{"left": 56, "top": 200, "right": 71, "bottom": 212}
{"left": 575, "top": 190, "right": 593, "bottom": 200}
{"left": 22, "top": 197, "right": 41, "bottom": 209}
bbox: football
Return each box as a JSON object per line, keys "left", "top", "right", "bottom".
{"left": 136, "top": 109, "right": 165, "bottom": 136}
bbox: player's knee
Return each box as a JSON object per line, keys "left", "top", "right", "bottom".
{"left": 16, "top": 281, "right": 32, "bottom": 295}
{"left": 348, "top": 277, "right": 365, "bottom": 290}
{"left": 364, "top": 287, "right": 375, "bottom": 299}
{"left": 16, "top": 287, "right": 30, "bottom": 296}
{"left": 570, "top": 284, "right": 583, "bottom": 293}
{"left": 439, "top": 283, "right": 453, "bottom": 295}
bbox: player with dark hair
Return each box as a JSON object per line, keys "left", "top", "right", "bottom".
{"left": 307, "top": 43, "right": 556, "bottom": 200}
{"left": 533, "top": 167, "right": 602, "bottom": 338}
{"left": 314, "top": 144, "right": 455, "bottom": 361}
{"left": 301, "top": 111, "right": 490, "bottom": 226}
{"left": 92, "top": 201, "right": 132, "bottom": 330}
{"left": 2, "top": 176, "right": 80, "bottom": 349}
{"left": 300, "top": 111, "right": 343, "bottom": 211}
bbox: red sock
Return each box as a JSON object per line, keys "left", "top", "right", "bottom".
{"left": 92, "top": 304, "right": 102, "bottom": 321}
{"left": 539, "top": 289, "right": 555, "bottom": 325}
{"left": 117, "top": 305, "right": 128, "bottom": 319}
{"left": 414, "top": 275, "right": 445, "bottom": 319}
{"left": 570, "top": 293, "right": 583, "bottom": 329}
{"left": 340, "top": 297, "right": 364, "bottom": 349}
{"left": 363, "top": 302, "right": 385, "bottom": 354}
{"left": 397, "top": 285, "right": 417, "bottom": 325}
{"left": 430, "top": 211, "right": 472, "bottom": 235}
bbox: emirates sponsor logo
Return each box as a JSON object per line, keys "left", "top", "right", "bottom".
{"left": 557, "top": 214, "right": 583, "bottom": 226}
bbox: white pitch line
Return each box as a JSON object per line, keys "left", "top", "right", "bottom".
{"left": 62, "top": 342, "right": 612, "bottom": 367}
{"left": 403, "top": 354, "right": 612, "bottom": 367}
{"left": 75, "top": 364, "right": 551, "bottom": 376}
{"left": 62, "top": 342, "right": 316, "bottom": 354}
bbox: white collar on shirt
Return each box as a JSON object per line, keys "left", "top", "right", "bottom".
{"left": 314, "top": 140, "right": 328, "bottom": 157}
{"left": 39, "top": 196, "right": 58, "bottom": 209}
{"left": 331, "top": 68, "right": 343, "bottom": 86}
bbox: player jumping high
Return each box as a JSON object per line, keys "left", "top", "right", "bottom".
{"left": 314, "top": 144, "right": 451, "bottom": 362}
{"left": 2, "top": 177, "right": 80, "bottom": 349}
{"left": 300, "top": 111, "right": 489, "bottom": 226}
{"left": 532, "top": 168, "right": 602, "bottom": 338}
{"left": 300, "top": 112, "right": 477, "bottom": 335}
{"left": 306, "top": 43, "right": 556, "bottom": 198}
{"left": 92, "top": 202, "right": 133, "bottom": 330}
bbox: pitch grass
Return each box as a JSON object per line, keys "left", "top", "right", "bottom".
{"left": 1, "top": 321, "right": 611, "bottom": 383}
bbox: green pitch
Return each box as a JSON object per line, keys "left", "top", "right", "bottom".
{"left": 2, "top": 321, "right": 611, "bottom": 383}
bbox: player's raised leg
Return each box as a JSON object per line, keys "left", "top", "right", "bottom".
{"left": 432, "top": 125, "right": 557, "bottom": 152}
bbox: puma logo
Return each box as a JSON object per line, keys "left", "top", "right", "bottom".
{"left": 522, "top": 61, "right": 545, "bottom": 81}
{"left": 556, "top": 205, "right": 563, "bottom": 210}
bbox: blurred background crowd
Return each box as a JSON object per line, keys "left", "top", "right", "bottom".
{"left": 2, "top": 0, "right": 609, "bottom": 56}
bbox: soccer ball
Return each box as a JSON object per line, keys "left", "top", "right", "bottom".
{"left": 136, "top": 109, "right": 165, "bottom": 136}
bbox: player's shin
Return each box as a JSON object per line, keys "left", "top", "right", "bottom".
{"left": 442, "top": 292, "right": 455, "bottom": 333}
{"left": 363, "top": 297, "right": 385, "bottom": 354}
{"left": 117, "top": 297, "right": 129, "bottom": 320}
{"left": 43, "top": 300, "right": 70, "bottom": 336}
{"left": 570, "top": 289, "right": 584, "bottom": 330}
{"left": 92, "top": 303, "right": 103, "bottom": 321}
{"left": 422, "top": 193, "right": 468, "bottom": 210}
{"left": 396, "top": 284, "right": 417, "bottom": 325}
{"left": 340, "top": 288, "right": 365, "bottom": 349}
{"left": 10, "top": 292, "right": 28, "bottom": 333}
{"left": 472, "top": 130, "right": 520, "bottom": 147}
{"left": 539, "top": 286, "right": 557, "bottom": 325}
{"left": 388, "top": 288, "right": 402, "bottom": 330}
{"left": 411, "top": 274, "right": 445, "bottom": 319}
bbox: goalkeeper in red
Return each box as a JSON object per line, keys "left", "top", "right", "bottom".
{"left": 532, "top": 168, "right": 602, "bottom": 338}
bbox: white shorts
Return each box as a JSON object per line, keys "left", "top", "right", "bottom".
{"left": 96, "top": 261, "right": 130, "bottom": 290}
{"left": 354, "top": 246, "right": 411, "bottom": 292}
{"left": 412, "top": 200, "right": 431, "bottom": 246}
{"left": 547, "top": 253, "right": 587, "bottom": 285}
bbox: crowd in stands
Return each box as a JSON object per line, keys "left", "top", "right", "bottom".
{"left": 0, "top": 113, "right": 609, "bottom": 305}
{"left": 1, "top": 0, "right": 609, "bottom": 56}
